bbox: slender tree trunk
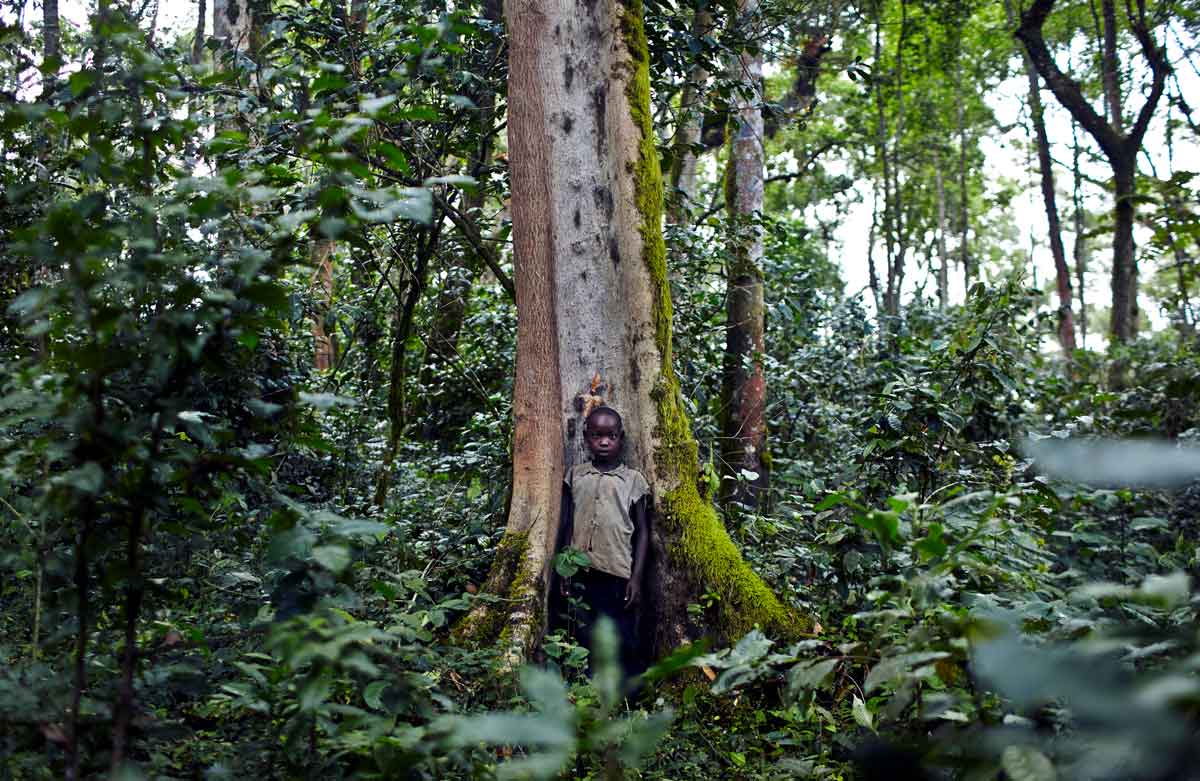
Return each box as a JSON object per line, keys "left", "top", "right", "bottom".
{"left": 1071, "top": 117, "right": 1087, "bottom": 347}
{"left": 957, "top": 66, "right": 971, "bottom": 288}
{"left": 42, "top": 0, "right": 61, "bottom": 97}
{"left": 1110, "top": 157, "right": 1138, "bottom": 341}
{"left": 1099, "top": 0, "right": 1123, "bottom": 134}
{"left": 192, "top": 0, "right": 206, "bottom": 64}
{"left": 866, "top": 187, "right": 883, "bottom": 314}
{"left": 872, "top": 11, "right": 895, "bottom": 318}
{"left": 667, "top": 8, "right": 712, "bottom": 229}
{"left": 721, "top": 0, "right": 769, "bottom": 507}
{"left": 882, "top": 0, "right": 908, "bottom": 318}
{"left": 934, "top": 155, "right": 949, "bottom": 310}
{"left": 1004, "top": 0, "right": 1075, "bottom": 352}
{"left": 374, "top": 223, "right": 440, "bottom": 506}
{"left": 456, "top": 0, "right": 803, "bottom": 663}
{"left": 310, "top": 239, "right": 336, "bottom": 371}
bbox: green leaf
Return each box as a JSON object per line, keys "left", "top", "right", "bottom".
{"left": 312, "top": 544, "right": 351, "bottom": 574}
{"left": 359, "top": 94, "right": 397, "bottom": 115}
{"left": 553, "top": 547, "right": 590, "bottom": 578}
{"left": 914, "top": 523, "right": 947, "bottom": 561}
{"left": 68, "top": 70, "right": 96, "bottom": 96}
{"left": 851, "top": 695, "right": 874, "bottom": 731}
{"left": 1001, "top": 746, "right": 1057, "bottom": 781}
{"left": 618, "top": 710, "right": 673, "bottom": 768}
{"left": 57, "top": 462, "right": 105, "bottom": 495}
{"left": 299, "top": 673, "right": 333, "bottom": 712}
{"left": 364, "top": 681, "right": 387, "bottom": 711}
{"left": 814, "top": 492, "right": 850, "bottom": 512}
{"left": 864, "top": 652, "right": 950, "bottom": 694}
{"left": 298, "top": 392, "right": 359, "bottom": 410}
{"left": 788, "top": 658, "right": 839, "bottom": 693}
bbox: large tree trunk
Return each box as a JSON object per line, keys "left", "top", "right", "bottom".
{"left": 721, "top": 0, "right": 769, "bottom": 508}
{"left": 1015, "top": 0, "right": 1168, "bottom": 345}
{"left": 456, "top": 0, "right": 803, "bottom": 664}
{"left": 1003, "top": 0, "right": 1074, "bottom": 353}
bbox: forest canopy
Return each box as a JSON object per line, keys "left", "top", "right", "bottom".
{"left": 2, "top": 0, "right": 1200, "bottom": 777}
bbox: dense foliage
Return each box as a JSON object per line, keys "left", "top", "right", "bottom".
{"left": 2, "top": 0, "right": 1199, "bottom": 777}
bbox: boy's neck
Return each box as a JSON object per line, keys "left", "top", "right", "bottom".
{"left": 590, "top": 457, "right": 620, "bottom": 471}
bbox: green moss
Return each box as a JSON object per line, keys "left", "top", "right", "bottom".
{"left": 663, "top": 484, "right": 798, "bottom": 638}
{"left": 495, "top": 539, "right": 545, "bottom": 659}
{"left": 618, "top": 0, "right": 672, "bottom": 369}
{"left": 451, "top": 531, "right": 530, "bottom": 646}
{"left": 617, "top": 0, "right": 806, "bottom": 643}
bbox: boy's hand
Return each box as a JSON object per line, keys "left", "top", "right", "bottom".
{"left": 624, "top": 579, "right": 640, "bottom": 609}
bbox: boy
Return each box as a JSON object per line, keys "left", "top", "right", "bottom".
{"left": 557, "top": 405, "right": 650, "bottom": 676}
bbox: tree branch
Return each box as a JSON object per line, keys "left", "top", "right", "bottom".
{"left": 1015, "top": 0, "right": 1123, "bottom": 161}
{"left": 1125, "top": 0, "right": 1171, "bottom": 147}
{"left": 434, "top": 191, "right": 515, "bottom": 300}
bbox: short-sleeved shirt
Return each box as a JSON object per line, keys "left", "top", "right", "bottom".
{"left": 565, "top": 462, "right": 650, "bottom": 579}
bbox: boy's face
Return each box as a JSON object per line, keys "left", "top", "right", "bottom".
{"left": 585, "top": 412, "right": 622, "bottom": 463}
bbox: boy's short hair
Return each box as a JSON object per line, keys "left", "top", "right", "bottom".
{"left": 584, "top": 405, "right": 623, "bottom": 432}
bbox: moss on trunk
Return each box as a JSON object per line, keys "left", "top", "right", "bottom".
{"left": 620, "top": 0, "right": 807, "bottom": 647}
{"left": 452, "top": 531, "right": 531, "bottom": 646}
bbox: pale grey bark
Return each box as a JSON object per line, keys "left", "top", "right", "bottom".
{"left": 212, "top": 0, "right": 252, "bottom": 54}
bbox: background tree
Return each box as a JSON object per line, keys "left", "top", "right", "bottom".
{"left": 721, "top": 0, "right": 771, "bottom": 507}
{"left": 1016, "top": 0, "right": 1172, "bottom": 344}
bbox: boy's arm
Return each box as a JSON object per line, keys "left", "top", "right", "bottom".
{"left": 625, "top": 495, "right": 649, "bottom": 608}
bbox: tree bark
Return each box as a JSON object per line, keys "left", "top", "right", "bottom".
{"left": 212, "top": 0, "right": 253, "bottom": 52}
{"left": 721, "top": 0, "right": 769, "bottom": 508}
{"left": 1110, "top": 157, "right": 1138, "bottom": 340}
{"left": 310, "top": 239, "right": 336, "bottom": 371}
{"left": 957, "top": 64, "right": 971, "bottom": 288}
{"left": 42, "top": 0, "right": 61, "bottom": 97}
{"left": 1015, "top": 0, "right": 1169, "bottom": 344}
{"left": 1004, "top": 0, "right": 1075, "bottom": 353}
{"left": 456, "top": 0, "right": 803, "bottom": 664}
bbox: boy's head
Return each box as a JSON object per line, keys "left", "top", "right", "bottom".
{"left": 584, "top": 405, "right": 623, "bottom": 463}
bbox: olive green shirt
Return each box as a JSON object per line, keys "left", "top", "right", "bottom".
{"left": 565, "top": 462, "right": 650, "bottom": 579}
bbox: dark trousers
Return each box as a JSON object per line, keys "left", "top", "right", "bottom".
{"left": 567, "top": 569, "right": 640, "bottom": 678}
